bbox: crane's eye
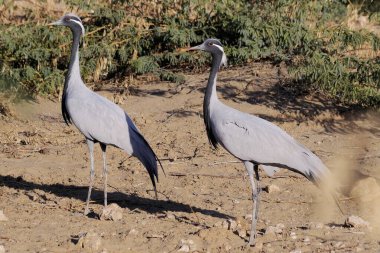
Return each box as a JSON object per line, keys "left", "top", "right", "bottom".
{"left": 208, "top": 42, "right": 213, "bottom": 46}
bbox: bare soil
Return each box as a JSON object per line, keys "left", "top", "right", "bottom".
{"left": 1, "top": 64, "right": 379, "bottom": 253}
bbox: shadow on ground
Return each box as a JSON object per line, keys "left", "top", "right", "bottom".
{"left": 0, "top": 175, "right": 232, "bottom": 221}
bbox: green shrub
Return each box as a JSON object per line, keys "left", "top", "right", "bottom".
{"left": 0, "top": 0, "right": 379, "bottom": 107}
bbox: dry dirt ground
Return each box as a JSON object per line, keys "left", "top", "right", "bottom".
{"left": 1, "top": 64, "right": 379, "bottom": 253}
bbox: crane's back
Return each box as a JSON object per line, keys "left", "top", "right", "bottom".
{"left": 210, "top": 100, "right": 330, "bottom": 182}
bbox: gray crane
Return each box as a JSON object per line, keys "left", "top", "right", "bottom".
{"left": 50, "top": 14, "right": 163, "bottom": 215}
{"left": 188, "top": 39, "right": 335, "bottom": 246}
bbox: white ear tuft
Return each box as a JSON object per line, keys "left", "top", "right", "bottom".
{"left": 213, "top": 44, "right": 228, "bottom": 68}
{"left": 221, "top": 52, "right": 228, "bottom": 68}
{"left": 71, "top": 19, "right": 85, "bottom": 37}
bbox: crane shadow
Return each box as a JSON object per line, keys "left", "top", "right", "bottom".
{"left": 0, "top": 175, "right": 232, "bottom": 219}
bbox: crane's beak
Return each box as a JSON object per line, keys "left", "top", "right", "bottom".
{"left": 48, "top": 20, "right": 63, "bottom": 26}
{"left": 187, "top": 45, "right": 203, "bottom": 51}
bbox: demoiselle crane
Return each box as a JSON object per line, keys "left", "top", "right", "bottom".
{"left": 187, "top": 39, "right": 337, "bottom": 245}
{"left": 50, "top": 14, "right": 163, "bottom": 215}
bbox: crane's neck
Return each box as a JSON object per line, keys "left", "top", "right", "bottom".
{"left": 202, "top": 52, "right": 223, "bottom": 148}
{"left": 64, "top": 29, "right": 83, "bottom": 93}
{"left": 204, "top": 53, "right": 222, "bottom": 113}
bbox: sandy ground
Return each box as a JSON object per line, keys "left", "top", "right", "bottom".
{"left": 0, "top": 64, "right": 379, "bottom": 253}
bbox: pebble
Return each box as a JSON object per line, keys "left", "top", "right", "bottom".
{"left": 308, "top": 222, "right": 324, "bottom": 229}
{"left": 220, "top": 219, "right": 238, "bottom": 231}
{"left": 290, "top": 249, "right": 302, "bottom": 253}
{"left": 290, "top": 232, "right": 297, "bottom": 240}
{"left": 0, "top": 245, "right": 5, "bottom": 253}
{"left": 333, "top": 241, "right": 345, "bottom": 248}
{"left": 303, "top": 236, "right": 310, "bottom": 243}
{"left": 265, "top": 226, "right": 282, "bottom": 235}
{"left": 213, "top": 221, "right": 223, "bottom": 228}
{"left": 345, "top": 215, "right": 370, "bottom": 229}
{"left": 100, "top": 203, "right": 123, "bottom": 221}
{"left": 128, "top": 228, "right": 139, "bottom": 236}
{"left": 228, "top": 219, "right": 238, "bottom": 231}
{"left": 166, "top": 213, "right": 176, "bottom": 220}
{"left": 237, "top": 228, "right": 247, "bottom": 237}
{"left": 255, "top": 242, "right": 263, "bottom": 251}
{"left": 224, "top": 244, "right": 232, "bottom": 251}
{"left": 0, "top": 210, "right": 8, "bottom": 222}
{"left": 265, "top": 224, "right": 284, "bottom": 235}
{"left": 222, "top": 220, "right": 229, "bottom": 229}
{"left": 178, "top": 244, "right": 190, "bottom": 252}
{"left": 276, "top": 223, "right": 285, "bottom": 229}
{"left": 356, "top": 246, "right": 364, "bottom": 252}
{"left": 244, "top": 214, "right": 252, "bottom": 221}
{"left": 178, "top": 239, "right": 196, "bottom": 252}
{"left": 264, "top": 184, "right": 280, "bottom": 193}
{"left": 78, "top": 232, "right": 102, "bottom": 251}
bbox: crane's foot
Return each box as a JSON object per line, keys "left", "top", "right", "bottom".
{"left": 84, "top": 207, "right": 90, "bottom": 216}
{"left": 246, "top": 232, "right": 256, "bottom": 247}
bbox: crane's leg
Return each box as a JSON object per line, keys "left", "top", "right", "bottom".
{"left": 244, "top": 161, "right": 261, "bottom": 246}
{"left": 100, "top": 143, "right": 108, "bottom": 208}
{"left": 84, "top": 139, "right": 95, "bottom": 215}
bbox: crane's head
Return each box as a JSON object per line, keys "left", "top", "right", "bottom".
{"left": 188, "top": 38, "right": 227, "bottom": 67}
{"left": 50, "top": 13, "right": 85, "bottom": 37}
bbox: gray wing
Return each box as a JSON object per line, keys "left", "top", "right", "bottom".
{"left": 212, "top": 104, "right": 329, "bottom": 182}
{"left": 66, "top": 90, "right": 160, "bottom": 185}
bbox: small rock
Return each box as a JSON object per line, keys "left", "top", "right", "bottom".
{"left": 265, "top": 226, "right": 282, "bottom": 235}
{"left": 227, "top": 219, "right": 238, "bottom": 231}
{"left": 356, "top": 246, "right": 364, "bottom": 252}
{"left": 290, "top": 232, "right": 297, "bottom": 240}
{"left": 178, "top": 244, "right": 190, "bottom": 252}
{"left": 166, "top": 213, "right": 176, "bottom": 220}
{"left": 25, "top": 191, "right": 39, "bottom": 202}
{"left": 224, "top": 244, "right": 232, "bottom": 251}
{"left": 264, "top": 184, "right": 280, "bottom": 194}
{"left": 100, "top": 203, "right": 123, "bottom": 221}
{"left": 303, "top": 237, "right": 310, "bottom": 243}
{"left": 178, "top": 239, "right": 196, "bottom": 252}
{"left": 213, "top": 221, "right": 223, "bottom": 228}
{"left": 128, "top": 229, "right": 139, "bottom": 236}
{"left": 308, "top": 222, "right": 324, "bottom": 229}
{"left": 345, "top": 215, "right": 370, "bottom": 228}
{"left": 197, "top": 229, "right": 207, "bottom": 239}
{"left": 167, "top": 149, "right": 177, "bottom": 161}
{"left": 333, "top": 241, "right": 345, "bottom": 248}
{"left": 244, "top": 214, "right": 252, "bottom": 221}
{"left": 237, "top": 228, "right": 247, "bottom": 237}
{"left": 220, "top": 219, "right": 239, "bottom": 230}
{"left": 255, "top": 242, "right": 263, "bottom": 251}
{"left": 222, "top": 220, "right": 229, "bottom": 229}
{"left": 290, "top": 249, "right": 302, "bottom": 253}
{"left": 0, "top": 245, "right": 5, "bottom": 253}
{"left": 78, "top": 232, "right": 102, "bottom": 251}
{"left": 0, "top": 211, "right": 8, "bottom": 222}
{"left": 276, "top": 223, "right": 285, "bottom": 229}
